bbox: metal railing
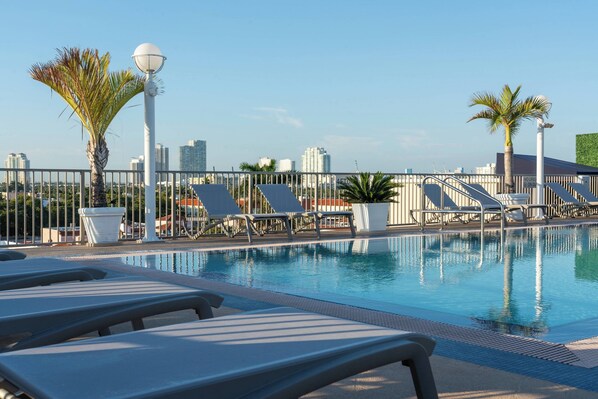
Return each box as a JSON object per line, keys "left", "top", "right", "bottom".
{"left": 1, "top": 168, "right": 596, "bottom": 247}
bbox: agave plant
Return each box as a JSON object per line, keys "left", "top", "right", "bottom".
{"left": 30, "top": 47, "right": 145, "bottom": 207}
{"left": 338, "top": 172, "right": 400, "bottom": 204}
{"left": 468, "top": 84, "right": 550, "bottom": 193}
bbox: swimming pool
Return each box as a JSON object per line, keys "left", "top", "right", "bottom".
{"left": 120, "top": 224, "right": 598, "bottom": 343}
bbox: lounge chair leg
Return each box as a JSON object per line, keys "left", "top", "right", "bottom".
{"left": 348, "top": 215, "right": 356, "bottom": 237}
{"left": 314, "top": 218, "right": 322, "bottom": 239}
{"left": 284, "top": 218, "right": 293, "bottom": 241}
{"left": 132, "top": 318, "right": 145, "bottom": 331}
{"left": 402, "top": 354, "right": 439, "bottom": 399}
{"left": 244, "top": 217, "right": 253, "bottom": 243}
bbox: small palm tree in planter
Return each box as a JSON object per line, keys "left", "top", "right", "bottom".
{"left": 31, "top": 48, "right": 144, "bottom": 245}
{"left": 338, "top": 172, "right": 400, "bottom": 232}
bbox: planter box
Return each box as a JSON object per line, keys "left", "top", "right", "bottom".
{"left": 495, "top": 193, "right": 530, "bottom": 222}
{"left": 351, "top": 203, "right": 389, "bottom": 233}
{"left": 79, "top": 207, "right": 126, "bottom": 246}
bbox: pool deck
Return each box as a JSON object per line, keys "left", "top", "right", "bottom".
{"left": 9, "top": 219, "right": 598, "bottom": 398}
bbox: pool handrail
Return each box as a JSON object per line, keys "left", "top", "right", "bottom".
{"left": 416, "top": 175, "right": 505, "bottom": 234}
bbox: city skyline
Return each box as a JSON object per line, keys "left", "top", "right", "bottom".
{"left": 3, "top": 2, "right": 598, "bottom": 173}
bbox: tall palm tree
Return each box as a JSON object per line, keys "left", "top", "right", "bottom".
{"left": 468, "top": 84, "right": 550, "bottom": 193}
{"left": 30, "top": 47, "right": 145, "bottom": 207}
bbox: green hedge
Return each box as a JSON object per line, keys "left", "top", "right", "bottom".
{"left": 576, "top": 133, "right": 598, "bottom": 167}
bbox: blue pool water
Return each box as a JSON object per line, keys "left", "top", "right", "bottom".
{"left": 121, "top": 224, "right": 598, "bottom": 342}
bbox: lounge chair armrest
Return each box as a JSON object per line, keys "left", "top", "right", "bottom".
{"left": 5, "top": 293, "right": 222, "bottom": 352}
{"left": 0, "top": 269, "right": 106, "bottom": 291}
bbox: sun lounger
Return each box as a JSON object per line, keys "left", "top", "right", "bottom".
{"left": 461, "top": 183, "right": 549, "bottom": 224}
{"left": 0, "top": 307, "right": 438, "bottom": 399}
{"left": 0, "top": 258, "right": 112, "bottom": 291}
{"left": 257, "top": 184, "right": 356, "bottom": 239}
{"left": 545, "top": 182, "right": 590, "bottom": 217}
{"left": 0, "top": 276, "right": 223, "bottom": 351}
{"left": 189, "top": 184, "right": 292, "bottom": 243}
{"left": 567, "top": 182, "right": 598, "bottom": 212}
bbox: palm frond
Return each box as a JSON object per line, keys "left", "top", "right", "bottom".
{"left": 338, "top": 172, "right": 400, "bottom": 203}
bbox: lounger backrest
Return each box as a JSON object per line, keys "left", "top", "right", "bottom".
{"left": 191, "top": 184, "right": 242, "bottom": 217}
{"left": 421, "top": 184, "right": 459, "bottom": 209}
{"left": 463, "top": 184, "right": 501, "bottom": 207}
{"left": 257, "top": 184, "right": 305, "bottom": 213}
{"left": 568, "top": 182, "right": 598, "bottom": 202}
{"left": 546, "top": 183, "right": 579, "bottom": 203}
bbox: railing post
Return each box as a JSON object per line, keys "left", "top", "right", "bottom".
{"left": 248, "top": 173, "right": 253, "bottom": 213}
{"left": 79, "top": 171, "right": 86, "bottom": 243}
{"left": 314, "top": 174, "right": 319, "bottom": 212}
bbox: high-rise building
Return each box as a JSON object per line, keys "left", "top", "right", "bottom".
{"left": 301, "top": 147, "right": 331, "bottom": 173}
{"left": 278, "top": 159, "right": 295, "bottom": 172}
{"left": 179, "top": 140, "right": 207, "bottom": 172}
{"left": 129, "top": 156, "right": 144, "bottom": 185}
{"left": 155, "top": 143, "right": 169, "bottom": 171}
{"left": 301, "top": 147, "right": 331, "bottom": 188}
{"left": 4, "top": 153, "right": 30, "bottom": 184}
{"left": 155, "top": 143, "right": 169, "bottom": 182}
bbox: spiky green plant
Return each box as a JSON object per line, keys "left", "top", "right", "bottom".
{"left": 239, "top": 159, "right": 277, "bottom": 172}
{"left": 468, "top": 84, "right": 550, "bottom": 193}
{"left": 338, "top": 172, "right": 400, "bottom": 203}
{"left": 30, "top": 47, "right": 145, "bottom": 207}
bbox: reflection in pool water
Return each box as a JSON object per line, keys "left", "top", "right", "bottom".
{"left": 122, "top": 224, "right": 598, "bottom": 341}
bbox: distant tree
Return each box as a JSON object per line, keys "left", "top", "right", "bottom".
{"left": 30, "top": 48, "right": 144, "bottom": 207}
{"left": 239, "top": 159, "right": 277, "bottom": 172}
{"left": 467, "top": 84, "right": 550, "bottom": 193}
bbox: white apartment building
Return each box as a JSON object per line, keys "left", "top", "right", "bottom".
{"left": 301, "top": 147, "right": 331, "bottom": 187}
{"left": 129, "top": 156, "right": 144, "bottom": 185}
{"left": 475, "top": 163, "right": 496, "bottom": 174}
{"left": 179, "top": 140, "right": 207, "bottom": 172}
{"left": 4, "top": 153, "right": 30, "bottom": 184}
{"left": 278, "top": 159, "right": 295, "bottom": 172}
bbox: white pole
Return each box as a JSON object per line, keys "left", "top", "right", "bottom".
{"left": 142, "top": 72, "right": 159, "bottom": 241}
{"left": 536, "top": 117, "right": 545, "bottom": 218}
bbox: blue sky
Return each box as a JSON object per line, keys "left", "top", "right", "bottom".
{"left": 2, "top": 1, "right": 598, "bottom": 173}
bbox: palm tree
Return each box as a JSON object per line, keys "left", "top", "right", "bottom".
{"left": 239, "top": 159, "right": 277, "bottom": 172}
{"left": 468, "top": 84, "right": 550, "bottom": 193}
{"left": 30, "top": 48, "right": 145, "bottom": 207}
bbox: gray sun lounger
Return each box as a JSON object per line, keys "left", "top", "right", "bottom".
{"left": 0, "top": 307, "right": 438, "bottom": 399}
{"left": 0, "top": 258, "right": 113, "bottom": 291}
{"left": 567, "top": 182, "right": 598, "bottom": 210}
{"left": 257, "top": 184, "right": 356, "bottom": 239}
{"left": 462, "top": 183, "right": 550, "bottom": 224}
{"left": 0, "top": 276, "right": 223, "bottom": 351}
{"left": 545, "top": 182, "right": 590, "bottom": 217}
{"left": 189, "top": 184, "right": 292, "bottom": 243}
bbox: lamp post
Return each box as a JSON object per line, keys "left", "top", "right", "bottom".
{"left": 535, "top": 96, "right": 553, "bottom": 218}
{"left": 132, "top": 43, "right": 166, "bottom": 242}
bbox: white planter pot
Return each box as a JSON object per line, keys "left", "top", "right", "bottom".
{"left": 79, "top": 207, "right": 126, "bottom": 246}
{"left": 351, "top": 203, "right": 389, "bottom": 233}
{"left": 495, "top": 193, "right": 530, "bottom": 221}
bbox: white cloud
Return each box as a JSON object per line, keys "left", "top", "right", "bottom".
{"left": 243, "top": 107, "right": 303, "bottom": 128}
